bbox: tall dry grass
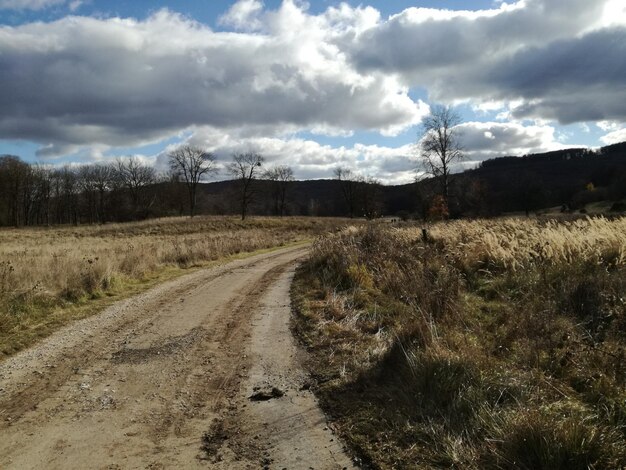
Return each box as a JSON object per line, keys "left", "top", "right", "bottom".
{"left": 0, "top": 216, "right": 349, "bottom": 356}
{"left": 293, "top": 216, "right": 626, "bottom": 469}
{"left": 429, "top": 217, "right": 626, "bottom": 271}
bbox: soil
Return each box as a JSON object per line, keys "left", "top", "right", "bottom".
{"left": 0, "top": 246, "right": 355, "bottom": 470}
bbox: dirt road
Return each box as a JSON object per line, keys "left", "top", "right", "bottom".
{"left": 0, "top": 246, "right": 354, "bottom": 469}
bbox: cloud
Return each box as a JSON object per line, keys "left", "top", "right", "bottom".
{"left": 0, "top": 0, "right": 623, "bottom": 177}
{"left": 0, "top": 4, "right": 426, "bottom": 158}
{"left": 36, "top": 119, "right": 573, "bottom": 186}
{"left": 68, "top": 0, "right": 81, "bottom": 12}
{"left": 456, "top": 121, "right": 566, "bottom": 162}
{"left": 171, "top": 120, "right": 569, "bottom": 184}
{"left": 482, "top": 28, "right": 626, "bottom": 123}
{"left": 600, "top": 127, "right": 626, "bottom": 145}
{"left": 349, "top": 0, "right": 626, "bottom": 124}
{"left": 351, "top": 0, "right": 606, "bottom": 74}
{"left": 597, "top": 121, "right": 623, "bottom": 132}
{"left": 411, "top": 120, "right": 569, "bottom": 173}
{"left": 0, "top": 0, "right": 65, "bottom": 10}
{"left": 218, "top": 0, "right": 264, "bottom": 31}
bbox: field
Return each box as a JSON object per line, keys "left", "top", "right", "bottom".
{"left": 293, "top": 216, "right": 626, "bottom": 469}
{"left": 0, "top": 216, "right": 348, "bottom": 357}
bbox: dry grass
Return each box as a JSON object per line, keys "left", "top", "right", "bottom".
{"left": 0, "top": 215, "right": 349, "bottom": 357}
{"left": 429, "top": 217, "right": 626, "bottom": 271}
{"left": 293, "top": 216, "right": 626, "bottom": 469}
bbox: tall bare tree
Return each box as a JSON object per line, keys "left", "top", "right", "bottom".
{"left": 264, "top": 165, "right": 294, "bottom": 216}
{"left": 91, "top": 163, "right": 115, "bottom": 223}
{"left": 0, "top": 155, "right": 30, "bottom": 226}
{"left": 30, "top": 164, "right": 52, "bottom": 226}
{"left": 228, "top": 152, "right": 264, "bottom": 220}
{"left": 334, "top": 167, "right": 359, "bottom": 218}
{"left": 360, "top": 176, "right": 383, "bottom": 219}
{"left": 168, "top": 145, "right": 218, "bottom": 217}
{"left": 419, "top": 105, "right": 464, "bottom": 209}
{"left": 115, "top": 157, "right": 156, "bottom": 217}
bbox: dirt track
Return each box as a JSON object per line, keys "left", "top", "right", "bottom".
{"left": 0, "top": 246, "right": 354, "bottom": 469}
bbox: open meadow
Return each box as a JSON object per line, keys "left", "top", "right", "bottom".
{"left": 293, "top": 216, "right": 626, "bottom": 469}
{"left": 0, "top": 216, "right": 349, "bottom": 357}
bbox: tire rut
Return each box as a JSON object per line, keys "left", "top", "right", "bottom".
{"left": 0, "top": 245, "right": 355, "bottom": 469}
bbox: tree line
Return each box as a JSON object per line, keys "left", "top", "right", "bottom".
{"left": 0, "top": 147, "right": 298, "bottom": 227}
{"left": 2, "top": 121, "right": 625, "bottom": 226}
{"left": 0, "top": 155, "right": 158, "bottom": 226}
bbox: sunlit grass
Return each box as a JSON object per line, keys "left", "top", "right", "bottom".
{"left": 0, "top": 215, "right": 349, "bottom": 357}
{"left": 293, "top": 216, "right": 626, "bottom": 468}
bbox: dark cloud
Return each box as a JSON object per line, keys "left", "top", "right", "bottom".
{"left": 0, "top": 0, "right": 621, "bottom": 180}
{"left": 349, "top": 0, "right": 625, "bottom": 124}
{"left": 486, "top": 28, "right": 626, "bottom": 123}
{"left": 351, "top": 0, "right": 604, "bottom": 74}
{"left": 0, "top": 8, "right": 424, "bottom": 156}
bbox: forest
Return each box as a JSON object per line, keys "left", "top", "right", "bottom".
{"left": 1, "top": 141, "right": 625, "bottom": 227}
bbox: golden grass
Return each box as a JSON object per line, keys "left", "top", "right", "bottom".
{"left": 293, "top": 216, "right": 626, "bottom": 469}
{"left": 0, "top": 215, "right": 350, "bottom": 357}
{"left": 427, "top": 216, "right": 626, "bottom": 270}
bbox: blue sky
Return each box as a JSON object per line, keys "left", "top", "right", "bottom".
{"left": 0, "top": 0, "right": 625, "bottom": 183}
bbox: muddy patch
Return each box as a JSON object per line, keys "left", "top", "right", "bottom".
{"left": 111, "top": 327, "right": 206, "bottom": 364}
{"left": 249, "top": 384, "right": 285, "bottom": 401}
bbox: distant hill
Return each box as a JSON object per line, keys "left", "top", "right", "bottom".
{"left": 196, "top": 141, "right": 626, "bottom": 218}
{"left": 454, "top": 141, "right": 626, "bottom": 216}
{"left": 3, "top": 141, "right": 623, "bottom": 227}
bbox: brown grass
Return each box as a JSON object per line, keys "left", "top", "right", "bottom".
{"left": 0, "top": 215, "right": 349, "bottom": 357}
{"left": 293, "top": 217, "right": 626, "bottom": 469}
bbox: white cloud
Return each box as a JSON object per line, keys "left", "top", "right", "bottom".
{"left": 0, "top": 0, "right": 65, "bottom": 9}
{"left": 0, "top": 6, "right": 427, "bottom": 158}
{"left": 597, "top": 121, "right": 622, "bottom": 132}
{"left": 601, "top": 0, "right": 626, "bottom": 27}
{"left": 68, "top": 0, "right": 81, "bottom": 12}
{"left": 414, "top": 120, "right": 571, "bottom": 173}
{"left": 0, "top": 0, "right": 624, "bottom": 181}
{"left": 169, "top": 120, "right": 572, "bottom": 184}
{"left": 218, "top": 0, "right": 264, "bottom": 31}
{"left": 349, "top": 0, "right": 626, "bottom": 125}
{"left": 457, "top": 121, "right": 565, "bottom": 158}
{"left": 600, "top": 127, "right": 626, "bottom": 145}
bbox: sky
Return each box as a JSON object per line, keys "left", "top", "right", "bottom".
{"left": 0, "top": 0, "right": 625, "bottom": 184}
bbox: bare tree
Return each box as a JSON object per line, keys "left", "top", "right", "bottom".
{"left": 58, "top": 166, "right": 80, "bottom": 225}
{"left": 78, "top": 165, "right": 99, "bottom": 224}
{"left": 0, "top": 155, "right": 30, "bottom": 226}
{"left": 228, "top": 152, "right": 264, "bottom": 220}
{"left": 334, "top": 167, "right": 359, "bottom": 218}
{"left": 419, "top": 105, "right": 464, "bottom": 209}
{"left": 164, "top": 169, "right": 188, "bottom": 216}
{"left": 91, "top": 163, "right": 115, "bottom": 223}
{"left": 360, "top": 176, "right": 383, "bottom": 219}
{"left": 167, "top": 145, "right": 218, "bottom": 217}
{"left": 30, "top": 164, "right": 52, "bottom": 226}
{"left": 115, "top": 157, "right": 156, "bottom": 217}
{"left": 264, "top": 165, "right": 294, "bottom": 216}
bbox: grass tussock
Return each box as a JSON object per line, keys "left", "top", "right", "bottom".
{"left": 292, "top": 217, "right": 626, "bottom": 469}
{"left": 0, "top": 215, "right": 349, "bottom": 357}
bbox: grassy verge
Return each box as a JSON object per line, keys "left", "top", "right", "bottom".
{"left": 292, "top": 217, "right": 626, "bottom": 469}
{"left": 0, "top": 216, "right": 349, "bottom": 358}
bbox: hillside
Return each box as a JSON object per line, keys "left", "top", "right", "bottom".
{"left": 196, "top": 141, "right": 626, "bottom": 218}
{"left": 1, "top": 141, "right": 625, "bottom": 227}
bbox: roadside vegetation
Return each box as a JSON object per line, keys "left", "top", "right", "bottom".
{"left": 293, "top": 216, "right": 626, "bottom": 469}
{"left": 0, "top": 215, "right": 348, "bottom": 357}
